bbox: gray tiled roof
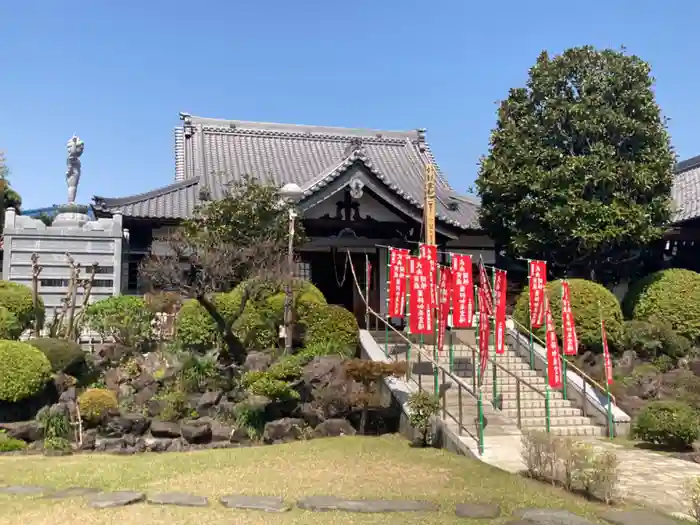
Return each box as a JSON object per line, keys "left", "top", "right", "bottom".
{"left": 673, "top": 155, "right": 700, "bottom": 224}
{"left": 93, "top": 177, "right": 200, "bottom": 219}
{"left": 93, "top": 114, "right": 480, "bottom": 229}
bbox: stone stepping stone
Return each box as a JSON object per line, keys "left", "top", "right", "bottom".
{"left": 147, "top": 492, "right": 208, "bottom": 507}
{"left": 599, "top": 510, "right": 679, "bottom": 525}
{"left": 89, "top": 491, "right": 145, "bottom": 509}
{"left": 0, "top": 485, "right": 46, "bottom": 495}
{"left": 297, "top": 495, "right": 438, "bottom": 513}
{"left": 219, "top": 495, "right": 289, "bottom": 513}
{"left": 514, "top": 508, "right": 597, "bottom": 525}
{"left": 44, "top": 487, "right": 101, "bottom": 499}
{"left": 455, "top": 502, "right": 501, "bottom": 519}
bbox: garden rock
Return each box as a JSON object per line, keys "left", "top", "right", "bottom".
{"left": 196, "top": 391, "right": 223, "bottom": 414}
{"left": 89, "top": 491, "right": 145, "bottom": 509}
{"left": 617, "top": 351, "right": 637, "bottom": 376}
{"left": 314, "top": 418, "right": 355, "bottom": 437}
{"left": 135, "top": 384, "right": 159, "bottom": 407}
{"left": 263, "top": 418, "right": 305, "bottom": 443}
{"left": 0, "top": 485, "right": 46, "bottom": 495}
{"left": 210, "top": 422, "right": 234, "bottom": 442}
{"left": 599, "top": 510, "right": 678, "bottom": 525}
{"left": 102, "top": 414, "right": 150, "bottom": 438}
{"left": 141, "top": 437, "right": 172, "bottom": 452}
{"left": 514, "top": 508, "right": 597, "bottom": 525}
{"left": 131, "top": 371, "right": 155, "bottom": 391}
{"left": 0, "top": 421, "right": 43, "bottom": 442}
{"left": 230, "top": 426, "right": 250, "bottom": 443}
{"left": 220, "top": 494, "right": 289, "bottom": 512}
{"left": 150, "top": 420, "right": 181, "bottom": 438}
{"left": 297, "top": 495, "right": 438, "bottom": 513}
{"left": 167, "top": 437, "right": 189, "bottom": 452}
{"left": 244, "top": 351, "right": 272, "bottom": 372}
{"left": 455, "top": 503, "right": 501, "bottom": 518}
{"left": 147, "top": 492, "right": 208, "bottom": 507}
{"left": 296, "top": 402, "right": 323, "bottom": 426}
{"left": 58, "top": 386, "right": 77, "bottom": 404}
{"left": 181, "top": 420, "right": 212, "bottom": 444}
{"left": 80, "top": 429, "right": 98, "bottom": 450}
{"left": 94, "top": 437, "right": 126, "bottom": 453}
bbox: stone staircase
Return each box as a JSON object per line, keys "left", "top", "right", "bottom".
{"left": 369, "top": 329, "right": 605, "bottom": 439}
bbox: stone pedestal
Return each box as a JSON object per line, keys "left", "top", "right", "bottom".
{"left": 51, "top": 212, "right": 90, "bottom": 228}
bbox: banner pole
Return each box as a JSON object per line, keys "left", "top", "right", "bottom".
{"left": 405, "top": 256, "right": 411, "bottom": 375}
{"left": 384, "top": 249, "right": 390, "bottom": 356}
{"left": 433, "top": 263, "right": 439, "bottom": 396}
{"left": 491, "top": 266, "right": 498, "bottom": 410}
{"left": 475, "top": 281, "right": 485, "bottom": 455}
{"left": 599, "top": 301, "right": 614, "bottom": 441}
{"left": 475, "top": 284, "right": 481, "bottom": 385}
{"left": 561, "top": 280, "right": 568, "bottom": 400}
{"left": 544, "top": 293, "right": 551, "bottom": 433}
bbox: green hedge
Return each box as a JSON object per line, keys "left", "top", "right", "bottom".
{"left": 633, "top": 400, "right": 699, "bottom": 448}
{"left": 84, "top": 295, "right": 154, "bottom": 348}
{"left": 623, "top": 268, "right": 700, "bottom": 343}
{"left": 0, "top": 340, "right": 52, "bottom": 402}
{"left": 0, "top": 306, "right": 22, "bottom": 340}
{"left": 512, "top": 278, "right": 623, "bottom": 353}
{"left": 0, "top": 281, "right": 43, "bottom": 331}
{"left": 301, "top": 302, "right": 359, "bottom": 351}
{"left": 622, "top": 320, "right": 691, "bottom": 360}
{"left": 27, "top": 338, "right": 87, "bottom": 376}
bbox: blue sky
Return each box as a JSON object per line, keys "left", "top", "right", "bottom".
{"left": 1, "top": 1, "right": 698, "bottom": 209}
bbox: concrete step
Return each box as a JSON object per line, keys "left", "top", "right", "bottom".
{"left": 500, "top": 397, "right": 576, "bottom": 410}
{"left": 502, "top": 407, "right": 581, "bottom": 419}
{"left": 476, "top": 376, "right": 548, "bottom": 388}
{"left": 519, "top": 415, "right": 592, "bottom": 428}
{"left": 500, "top": 390, "right": 564, "bottom": 402}
{"left": 526, "top": 425, "right": 606, "bottom": 437}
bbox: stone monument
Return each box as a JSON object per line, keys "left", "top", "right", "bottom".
{"left": 53, "top": 135, "right": 90, "bottom": 228}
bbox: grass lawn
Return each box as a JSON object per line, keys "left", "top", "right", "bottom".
{"left": 0, "top": 435, "right": 642, "bottom": 524}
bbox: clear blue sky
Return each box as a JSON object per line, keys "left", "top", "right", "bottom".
{"left": 2, "top": 1, "right": 699, "bottom": 209}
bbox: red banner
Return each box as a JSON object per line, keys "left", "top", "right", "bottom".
{"left": 529, "top": 260, "right": 547, "bottom": 328}
{"left": 478, "top": 287, "right": 490, "bottom": 384}
{"left": 478, "top": 259, "right": 493, "bottom": 315}
{"left": 561, "top": 280, "right": 579, "bottom": 356}
{"left": 545, "top": 295, "right": 562, "bottom": 389}
{"left": 601, "top": 319, "right": 613, "bottom": 386}
{"left": 437, "top": 267, "right": 452, "bottom": 354}
{"left": 494, "top": 269, "right": 507, "bottom": 355}
{"left": 450, "top": 254, "right": 474, "bottom": 328}
{"left": 408, "top": 257, "right": 434, "bottom": 335}
{"left": 388, "top": 248, "right": 409, "bottom": 317}
{"left": 419, "top": 243, "right": 438, "bottom": 305}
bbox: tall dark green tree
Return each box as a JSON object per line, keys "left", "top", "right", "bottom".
{"left": 476, "top": 46, "right": 675, "bottom": 284}
{"left": 0, "top": 152, "right": 22, "bottom": 232}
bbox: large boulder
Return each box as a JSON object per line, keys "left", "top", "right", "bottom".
{"left": 263, "top": 417, "right": 306, "bottom": 443}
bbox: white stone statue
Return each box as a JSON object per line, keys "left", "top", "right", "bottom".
{"left": 65, "top": 135, "right": 85, "bottom": 204}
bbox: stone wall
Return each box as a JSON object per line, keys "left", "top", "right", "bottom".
{"left": 2, "top": 208, "right": 126, "bottom": 320}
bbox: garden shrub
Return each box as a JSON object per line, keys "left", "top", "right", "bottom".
{"left": 622, "top": 320, "right": 692, "bottom": 360}
{"left": 175, "top": 293, "right": 245, "bottom": 351}
{"left": 0, "top": 280, "right": 43, "bottom": 331}
{"left": 267, "top": 356, "right": 303, "bottom": 381}
{"left": 84, "top": 295, "right": 155, "bottom": 348}
{"left": 246, "top": 375, "right": 300, "bottom": 400}
{"left": 0, "top": 340, "right": 52, "bottom": 402}
{"left": 0, "top": 430, "right": 27, "bottom": 452}
{"left": 178, "top": 351, "right": 221, "bottom": 393}
{"left": 27, "top": 338, "right": 86, "bottom": 376}
{"left": 77, "top": 388, "right": 118, "bottom": 424}
{"left": 407, "top": 391, "right": 440, "bottom": 447}
{"left": 0, "top": 306, "right": 21, "bottom": 340}
{"left": 302, "top": 303, "right": 359, "bottom": 349}
{"left": 623, "top": 268, "right": 700, "bottom": 343}
{"left": 513, "top": 279, "right": 623, "bottom": 353}
{"left": 632, "top": 400, "right": 699, "bottom": 448}
{"left": 158, "top": 388, "right": 189, "bottom": 422}
{"left": 297, "top": 340, "right": 354, "bottom": 361}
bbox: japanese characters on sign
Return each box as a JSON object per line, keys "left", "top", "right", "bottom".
{"left": 494, "top": 269, "right": 507, "bottom": 355}
{"left": 561, "top": 280, "right": 579, "bottom": 356}
{"left": 601, "top": 318, "right": 614, "bottom": 386}
{"left": 437, "top": 267, "right": 452, "bottom": 354}
{"left": 528, "top": 260, "right": 547, "bottom": 328}
{"left": 388, "top": 248, "right": 409, "bottom": 318}
{"left": 419, "top": 243, "right": 438, "bottom": 304}
{"left": 545, "top": 295, "right": 563, "bottom": 389}
{"left": 478, "top": 259, "right": 494, "bottom": 315}
{"left": 408, "top": 257, "right": 434, "bottom": 335}
{"left": 450, "top": 254, "right": 474, "bottom": 328}
{"left": 478, "top": 287, "right": 490, "bottom": 386}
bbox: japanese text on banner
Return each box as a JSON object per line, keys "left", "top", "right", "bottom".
{"left": 450, "top": 254, "right": 474, "bottom": 328}
{"left": 419, "top": 244, "right": 438, "bottom": 305}
{"left": 545, "top": 296, "right": 563, "bottom": 389}
{"left": 601, "top": 319, "right": 614, "bottom": 386}
{"left": 494, "top": 269, "right": 507, "bottom": 355}
{"left": 561, "top": 280, "right": 579, "bottom": 356}
{"left": 388, "top": 248, "right": 409, "bottom": 318}
{"left": 478, "top": 260, "right": 493, "bottom": 315}
{"left": 437, "top": 267, "right": 452, "bottom": 354}
{"left": 478, "top": 287, "right": 490, "bottom": 386}
{"left": 408, "top": 257, "right": 434, "bottom": 335}
{"left": 529, "top": 260, "right": 547, "bottom": 328}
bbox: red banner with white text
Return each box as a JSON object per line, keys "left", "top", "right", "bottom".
{"left": 545, "top": 295, "right": 563, "bottom": 389}
{"left": 561, "top": 280, "right": 579, "bottom": 356}
{"left": 478, "top": 259, "right": 493, "bottom": 316}
{"left": 529, "top": 260, "right": 547, "bottom": 328}
{"left": 478, "top": 287, "right": 490, "bottom": 385}
{"left": 419, "top": 243, "right": 438, "bottom": 305}
{"left": 450, "top": 254, "right": 474, "bottom": 328}
{"left": 408, "top": 257, "right": 434, "bottom": 335}
{"left": 494, "top": 269, "right": 507, "bottom": 355}
{"left": 601, "top": 319, "right": 614, "bottom": 386}
{"left": 437, "top": 267, "right": 452, "bottom": 354}
{"left": 388, "top": 248, "right": 409, "bottom": 318}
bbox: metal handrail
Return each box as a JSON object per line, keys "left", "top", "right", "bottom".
{"left": 510, "top": 317, "right": 616, "bottom": 404}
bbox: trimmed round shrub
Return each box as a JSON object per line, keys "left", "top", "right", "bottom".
{"left": 513, "top": 278, "right": 623, "bottom": 353}
{"left": 622, "top": 320, "right": 691, "bottom": 360}
{"left": 27, "top": 338, "right": 87, "bottom": 376}
{"left": 0, "top": 306, "right": 22, "bottom": 340}
{"left": 0, "top": 340, "right": 52, "bottom": 402}
{"left": 0, "top": 281, "right": 43, "bottom": 330}
{"left": 84, "top": 295, "right": 155, "bottom": 348}
{"left": 78, "top": 388, "right": 118, "bottom": 423}
{"left": 302, "top": 303, "right": 359, "bottom": 351}
{"left": 175, "top": 293, "right": 242, "bottom": 351}
{"left": 623, "top": 268, "right": 700, "bottom": 343}
{"left": 632, "top": 400, "right": 699, "bottom": 448}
